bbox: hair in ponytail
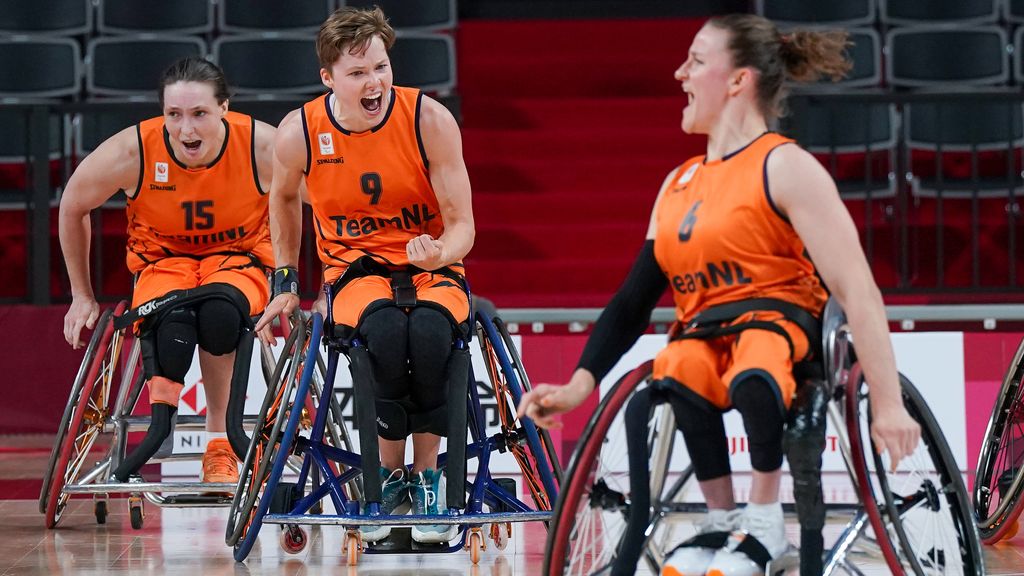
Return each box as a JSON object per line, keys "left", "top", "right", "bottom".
{"left": 707, "top": 14, "right": 852, "bottom": 119}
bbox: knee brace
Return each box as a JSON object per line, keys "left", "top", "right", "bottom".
{"left": 731, "top": 374, "right": 786, "bottom": 472}
{"left": 408, "top": 307, "right": 454, "bottom": 391}
{"left": 155, "top": 308, "right": 198, "bottom": 382}
{"left": 359, "top": 306, "right": 411, "bottom": 393}
{"left": 196, "top": 297, "right": 243, "bottom": 355}
{"left": 407, "top": 307, "right": 455, "bottom": 414}
{"left": 374, "top": 396, "right": 412, "bottom": 441}
{"left": 667, "top": 385, "right": 731, "bottom": 481}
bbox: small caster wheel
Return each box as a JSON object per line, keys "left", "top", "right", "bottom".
{"left": 488, "top": 522, "right": 511, "bottom": 550}
{"left": 94, "top": 499, "right": 108, "bottom": 525}
{"left": 129, "top": 498, "right": 144, "bottom": 530}
{"left": 280, "top": 525, "right": 308, "bottom": 554}
{"left": 344, "top": 530, "right": 361, "bottom": 566}
{"left": 468, "top": 529, "right": 484, "bottom": 565}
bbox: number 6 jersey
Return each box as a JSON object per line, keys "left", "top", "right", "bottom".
{"left": 125, "top": 111, "right": 272, "bottom": 273}
{"left": 653, "top": 132, "right": 827, "bottom": 324}
{"left": 301, "top": 86, "right": 449, "bottom": 283}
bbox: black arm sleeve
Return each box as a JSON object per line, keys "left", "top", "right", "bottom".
{"left": 577, "top": 240, "right": 668, "bottom": 382}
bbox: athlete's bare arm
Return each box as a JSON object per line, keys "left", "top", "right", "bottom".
{"left": 256, "top": 109, "right": 307, "bottom": 330}
{"left": 411, "top": 96, "right": 474, "bottom": 271}
{"left": 59, "top": 127, "right": 142, "bottom": 348}
{"left": 768, "top": 143, "right": 920, "bottom": 469}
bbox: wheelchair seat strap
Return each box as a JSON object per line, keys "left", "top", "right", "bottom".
{"left": 115, "top": 284, "right": 254, "bottom": 331}
{"left": 671, "top": 297, "right": 823, "bottom": 362}
{"left": 390, "top": 270, "right": 417, "bottom": 307}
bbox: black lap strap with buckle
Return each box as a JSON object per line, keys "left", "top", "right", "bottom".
{"left": 390, "top": 270, "right": 417, "bottom": 307}
{"left": 671, "top": 298, "right": 824, "bottom": 380}
{"left": 331, "top": 255, "right": 467, "bottom": 307}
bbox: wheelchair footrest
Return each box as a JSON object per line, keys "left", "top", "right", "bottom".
{"left": 158, "top": 494, "right": 233, "bottom": 506}
{"left": 365, "top": 528, "right": 455, "bottom": 554}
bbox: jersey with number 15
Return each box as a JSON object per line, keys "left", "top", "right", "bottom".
{"left": 125, "top": 111, "right": 271, "bottom": 273}
{"left": 301, "top": 86, "right": 446, "bottom": 280}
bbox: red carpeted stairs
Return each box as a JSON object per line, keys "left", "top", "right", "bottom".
{"left": 457, "top": 19, "right": 707, "bottom": 308}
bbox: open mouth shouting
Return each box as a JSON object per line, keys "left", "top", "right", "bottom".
{"left": 181, "top": 139, "right": 203, "bottom": 158}
{"left": 361, "top": 91, "right": 383, "bottom": 115}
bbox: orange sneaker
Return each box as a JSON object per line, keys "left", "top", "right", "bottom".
{"left": 201, "top": 438, "right": 239, "bottom": 484}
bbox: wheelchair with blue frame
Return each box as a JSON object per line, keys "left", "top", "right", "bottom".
{"left": 545, "top": 298, "right": 984, "bottom": 575}
{"left": 39, "top": 288, "right": 349, "bottom": 530}
{"left": 224, "top": 284, "right": 562, "bottom": 565}
{"left": 974, "top": 336, "right": 1024, "bottom": 544}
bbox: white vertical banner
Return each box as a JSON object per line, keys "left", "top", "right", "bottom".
{"left": 163, "top": 334, "right": 526, "bottom": 477}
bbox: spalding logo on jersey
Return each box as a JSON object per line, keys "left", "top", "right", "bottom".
{"left": 318, "top": 132, "right": 335, "bottom": 155}
{"left": 155, "top": 162, "right": 169, "bottom": 183}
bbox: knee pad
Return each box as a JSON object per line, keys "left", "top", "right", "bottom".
{"left": 359, "top": 306, "right": 410, "bottom": 390}
{"left": 197, "top": 298, "right": 243, "bottom": 355}
{"left": 667, "top": 386, "right": 731, "bottom": 481}
{"left": 731, "top": 375, "right": 786, "bottom": 472}
{"left": 374, "top": 396, "right": 410, "bottom": 441}
{"left": 408, "top": 307, "right": 454, "bottom": 404}
{"left": 409, "top": 402, "right": 449, "bottom": 437}
{"left": 155, "top": 308, "right": 197, "bottom": 382}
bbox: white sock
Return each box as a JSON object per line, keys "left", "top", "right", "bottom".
{"left": 745, "top": 501, "right": 782, "bottom": 518}
{"left": 207, "top": 432, "right": 227, "bottom": 440}
{"left": 701, "top": 508, "right": 739, "bottom": 533}
{"left": 743, "top": 501, "right": 786, "bottom": 553}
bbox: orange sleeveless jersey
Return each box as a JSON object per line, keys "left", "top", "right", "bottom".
{"left": 653, "top": 132, "right": 827, "bottom": 323}
{"left": 301, "top": 86, "right": 452, "bottom": 282}
{"left": 125, "top": 111, "right": 272, "bottom": 273}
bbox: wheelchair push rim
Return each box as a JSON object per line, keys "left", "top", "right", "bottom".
{"left": 847, "top": 365, "right": 985, "bottom": 575}
{"left": 973, "top": 336, "right": 1024, "bottom": 543}
{"left": 476, "top": 311, "right": 561, "bottom": 511}
{"left": 492, "top": 315, "right": 564, "bottom": 484}
{"left": 42, "top": 301, "right": 127, "bottom": 528}
{"left": 544, "top": 360, "right": 657, "bottom": 576}
{"left": 230, "top": 311, "right": 321, "bottom": 557}
{"left": 227, "top": 310, "right": 317, "bottom": 553}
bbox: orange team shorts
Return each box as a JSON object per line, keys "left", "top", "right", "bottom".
{"left": 329, "top": 271, "right": 470, "bottom": 330}
{"left": 652, "top": 311, "right": 812, "bottom": 412}
{"left": 130, "top": 254, "right": 271, "bottom": 319}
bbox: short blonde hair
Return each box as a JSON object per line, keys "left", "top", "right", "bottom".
{"left": 316, "top": 6, "right": 396, "bottom": 70}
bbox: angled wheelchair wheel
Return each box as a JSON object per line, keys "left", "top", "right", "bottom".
{"left": 847, "top": 364, "right": 985, "bottom": 575}
{"left": 493, "top": 316, "right": 564, "bottom": 484}
{"left": 974, "top": 337, "right": 1024, "bottom": 544}
{"left": 41, "top": 301, "right": 127, "bottom": 528}
{"left": 544, "top": 361, "right": 694, "bottom": 576}
{"left": 476, "top": 311, "right": 561, "bottom": 511}
{"left": 226, "top": 312, "right": 320, "bottom": 557}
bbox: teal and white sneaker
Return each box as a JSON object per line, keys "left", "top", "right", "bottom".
{"left": 360, "top": 467, "right": 410, "bottom": 543}
{"left": 410, "top": 468, "right": 458, "bottom": 544}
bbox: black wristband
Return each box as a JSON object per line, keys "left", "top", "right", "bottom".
{"left": 271, "top": 266, "right": 299, "bottom": 299}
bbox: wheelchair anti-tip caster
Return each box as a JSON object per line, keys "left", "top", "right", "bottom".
{"left": 280, "top": 525, "right": 308, "bottom": 554}
{"left": 344, "top": 529, "right": 362, "bottom": 566}
{"left": 488, "top": 521, "right": 511, "bottom": 550}
{"left": 128, "top": 495, "right": 144, "bottom": 530}
{"left": 467, "top": 526, "right": 485, "bottom": 564}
